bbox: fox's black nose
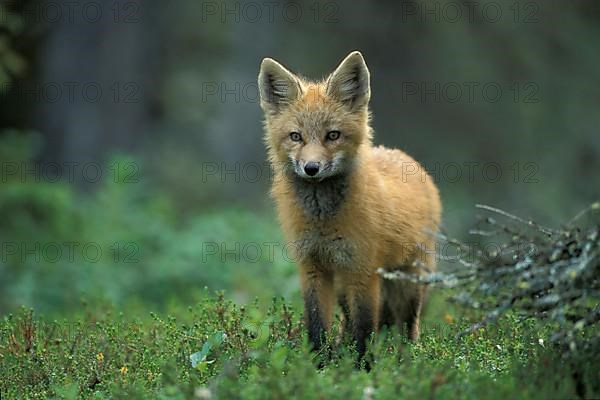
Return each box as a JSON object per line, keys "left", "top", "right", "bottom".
{"left": 304, "top": 162, "right": 320, "bottom": 176}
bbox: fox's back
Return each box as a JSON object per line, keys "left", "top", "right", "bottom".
{"left": 366, "top": 145, "right": 441, "bottom": 227}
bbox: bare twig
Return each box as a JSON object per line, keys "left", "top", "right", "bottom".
{"left": 475, "top": 204, "right": 557, "bottom": 236}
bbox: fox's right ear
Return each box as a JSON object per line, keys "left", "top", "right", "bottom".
{"left": 258, "top": 58, "right": 302, "bottom": 115}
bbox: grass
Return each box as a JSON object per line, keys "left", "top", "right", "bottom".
{"left": 1, "top": 290, "right": 596, "bottom": 399}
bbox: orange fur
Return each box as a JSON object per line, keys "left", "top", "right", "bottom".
{"left": 258, "top": 51, "right": 441, "bottom": 363}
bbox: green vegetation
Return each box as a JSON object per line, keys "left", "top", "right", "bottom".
{"left": 2, "top": 293, "right": 598, "bottom": 399}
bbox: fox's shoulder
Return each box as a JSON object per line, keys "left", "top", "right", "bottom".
{"left": 364, "top": 145, "right": 441, "bottom": 223}
{"left": 365, "top": 144, "right": 438, "bottom": 193}
{"left": 367, "top": 145, "right": 420, "bottom": 174}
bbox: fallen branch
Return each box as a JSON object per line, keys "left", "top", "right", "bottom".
{"left": 380, "top": 203, "right": 600, "bottom": 352}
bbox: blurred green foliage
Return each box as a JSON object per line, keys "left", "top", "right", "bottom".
{"left": 0, "top": 3, "right": 26, "bottom": 88}
{"left": 0, "top": 133, "right": 295, "bottom": 314}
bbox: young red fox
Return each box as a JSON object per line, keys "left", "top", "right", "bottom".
{"left": 258, "top": 51, "right": 441, "bottom": 363}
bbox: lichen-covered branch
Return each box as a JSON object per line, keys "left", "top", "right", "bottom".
{"left": 379, "top": 202, "right": 600, "bottom": 353}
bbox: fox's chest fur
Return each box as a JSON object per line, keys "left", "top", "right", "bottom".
{"left": 284, "top": 171, "right": 358, "bottom": 270}
{"left": 291, "top": 173, "right": 349, "bottom": 221}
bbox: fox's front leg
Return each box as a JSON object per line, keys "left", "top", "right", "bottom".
{"left": 300, "top": 264, "right": 334, "bottom": 354}
{"left": 342, "top": 272, "right": 380, "bottom": 367}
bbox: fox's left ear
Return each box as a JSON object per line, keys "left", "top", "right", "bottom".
{"left": 327, "top": 51, "right": 371, "bottom": 110}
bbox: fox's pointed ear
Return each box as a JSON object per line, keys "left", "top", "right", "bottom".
{"left": 258, "top": 58, "right": 302, "bottom": 115}
{"left": 326, "top": 51, "right": 370, "bottom": 110}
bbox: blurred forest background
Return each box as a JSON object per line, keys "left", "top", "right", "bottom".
{"left": 0, "top": 0, "right": 599, "bottom": 314}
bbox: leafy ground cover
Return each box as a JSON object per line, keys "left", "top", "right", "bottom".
{"left": 1, "top": 291, "right": 597, "bottom": 399}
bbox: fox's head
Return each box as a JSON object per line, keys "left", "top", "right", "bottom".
{"left": 258, "top": 51, "right": 372, "bottom": 180}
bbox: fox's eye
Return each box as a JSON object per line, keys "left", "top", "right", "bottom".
{"left": 326, "top": 130, "right": 341, "bottom": 141}
{"left": 290, "top": 132, "right": 302, "bottom": 142}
